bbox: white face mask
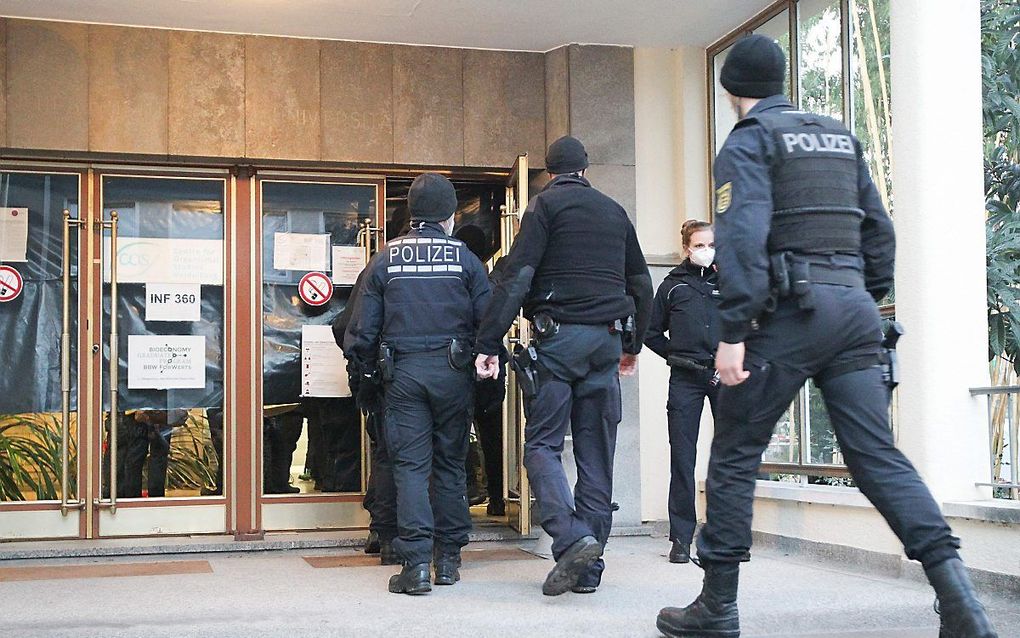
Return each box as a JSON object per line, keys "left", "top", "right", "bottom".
{"left": 690, "top": 247, "right": 715, "bottom": 268}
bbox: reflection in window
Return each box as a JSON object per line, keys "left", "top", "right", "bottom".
{"left": 799, "top": 0, "right": 844, "bottom": 120}
{"left": 850, "top": 0, "right": 893, "bottom": 214}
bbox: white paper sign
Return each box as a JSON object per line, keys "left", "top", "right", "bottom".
{"left": 274, "top": 233, "right": 330, "bottom": 271}
{"left": 128, "top": 335, "right": 206, "bottom": 389}
{"left": 301, "top": 325, "right": 351, "bottom": 398}
{"left": 145, "top": 283, "right": 201, "bottom": 322}
{"left": 0, "top": 208, "right": 29, "bottom": 262}
{"left": 104, "top": 237, "right": 223, "bottom": 285}
{"left": 331, "top": 245, "right": 366, "bottom": 286}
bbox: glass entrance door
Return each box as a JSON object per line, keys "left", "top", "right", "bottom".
{"left": 257, "top": 174, "right": 384, "bottom": 531}
{"left": 93, "top": 172, "right": 230, "bottom": 536}
{"left": 500, "top": 155, "right": 532, "bottom": 534}
{"left": 0, "top": 169, "right": 86, "bottom": 540}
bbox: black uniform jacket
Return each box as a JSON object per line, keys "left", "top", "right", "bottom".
{"left": 712, "top": 95, "right": 895, "bottom": 343}
{"left": 644, "top": 260, "right": 721, "bottom": 362}
{"left": 347, "top": 222, "right": 491, "bottom": 368}
{"left": 474, "top": 174, "right": 653, "bottom": 356}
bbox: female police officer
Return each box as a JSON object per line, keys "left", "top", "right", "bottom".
{"left": 644, "top": 220, "right": 720, "bottom": 565}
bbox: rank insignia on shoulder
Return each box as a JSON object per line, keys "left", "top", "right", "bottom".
{"left": 716, "top": 182, "right": 732, "bottom": 215}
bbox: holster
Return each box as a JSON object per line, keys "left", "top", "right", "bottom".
{"left": 533, "top": 312, "right": 559, "bottom": 339}
{"left": 510, "top": 344, "right": 539, "bottom": 400}
{"left": 666, "top": 354, "right": 709, "bottom": 372}
{"left": 377, "top": 342, "right": 395, "bottom": 383}
{"left": 448, "top": 337, "right": 473, "bottom": 371}
{"left": 880, "top": 321, "right": 905, "bottom": 389}
{"left": 621, "top": 315, "right": 636, "bottom": 353}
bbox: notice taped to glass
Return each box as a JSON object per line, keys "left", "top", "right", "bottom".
{"left": 128, "top": 335, "right": 207, "bottom": 389}
{"left": 301, "top": 325, "right": 351, "bottom": 398}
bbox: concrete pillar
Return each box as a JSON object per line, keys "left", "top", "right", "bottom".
{"left": 889, "top": 0, "right": 990, "bottom": 502}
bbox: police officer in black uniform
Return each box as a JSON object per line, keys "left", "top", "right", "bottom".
{"left": 644, "top": 220, "right": 720, "bottom": 565}
{"left": 475, "top": 136, "right": 653, "bottom": 597}
{"left": 333, "top": 274, "right": 399, "bottom": 565}
{"left": 349, "top": 173, "right": 491, "bottom": 595}
{"left": 656, "top": 35, "right": 997, "bottom": 638}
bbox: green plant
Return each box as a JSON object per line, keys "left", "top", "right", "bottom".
{"left": 0, "top": 413, "right": 77, "bottom": 502}
{"left": 983, "top": 0, "right": 1020, "bottom": 374}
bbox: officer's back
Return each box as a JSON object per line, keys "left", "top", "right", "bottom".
{"left": 348, "top": 172, "right": 490, "bottom": 597}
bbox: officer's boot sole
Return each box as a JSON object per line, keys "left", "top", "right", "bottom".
{"left": 656, "top": 608, "right": 740, "bottom": 638}
{"left": 656, "top": 614, "right": 739, "bottom": 638}
{"left": 434, "top": 570, "right": 460, "bottom": 586}
{"left": 388, "top": 574, "right": 432, "bottom": 595}
{"left": 542, "top": 536, "right": 602, "bottom": 597}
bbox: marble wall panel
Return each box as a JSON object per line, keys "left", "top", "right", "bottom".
{"left": 6, "top": 20, "right": 89, "bottom": 150}
{"left": 168, "top": 31, "right": 245, "bottom": 158}
{"left": 245, "top": 36, "right": 320, "bottom": 160}
{"left": 463, "top": 49, "right": 545, "bottom": 168}
{"left": 320, "top": 41, "right": 393, "bottom": 164}
{"left": 392, "top": 45, "right": 464, "bottom": 166}
{"left": 89, "top": 25, "right": 169, "bottom": 155}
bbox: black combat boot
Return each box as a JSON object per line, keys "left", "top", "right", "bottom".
{"left": 669, "top": 540, "right": 691, "bottom": 564}
{"left": 433, "top": 547, "right": 462, "bottom": 586}
{"left": 388, "top": 563, "right": 431, "bottom": 595}
{"left": 364, "top": 530, "right": 381, "bottom": 555}
{"left": 542, "top": 535, "right": 602, "bottom": 596}
{"left": 379, "top": 539, "right": 400, "bottom": 566}
{"left": 656, "top": 560, "right": 740, "bottom": 638}
{"left": 926, "top": 558, "right": 998, "bottom": 638}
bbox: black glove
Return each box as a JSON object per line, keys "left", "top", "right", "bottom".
{"left": 356, "top": 372, "right": 383, "bottom": 415}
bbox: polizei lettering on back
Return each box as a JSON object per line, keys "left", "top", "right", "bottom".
{"left": 388, "top": 243, "right": 462, "bottom": 264}
{"left": 781, "top": 131, "right": 855, "bottom": 155}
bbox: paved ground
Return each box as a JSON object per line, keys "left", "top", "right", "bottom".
{"left": 1, "top": 535, "right": 1017, "bottom": 637}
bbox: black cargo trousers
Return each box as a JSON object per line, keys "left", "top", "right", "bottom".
{"left": 385, "top": 349, "right": 475, "bottom": 566}
{"left": 524, "top": 323, "right": 623, "bottom": 584}
{"left": 696, "top": 283, "right": 961, "bottom": 569}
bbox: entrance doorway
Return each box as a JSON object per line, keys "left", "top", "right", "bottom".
{"left": 0, "top": 166, "right": 232, "bottom": 539}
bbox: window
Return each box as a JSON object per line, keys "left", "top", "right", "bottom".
{"left": 707, "top": 0, "right": 895, "bottom": 481}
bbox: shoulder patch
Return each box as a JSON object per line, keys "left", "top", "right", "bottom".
{"left": 715, "top": 182, "right": 732, "bottom": 215}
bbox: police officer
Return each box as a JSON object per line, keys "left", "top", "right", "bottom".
{"left": 644, "top": 220, "right": 720, "bottom": 565}
{"left": 335, "top": 268, "right": 399, "bottom": 565}
{"left": 656, "top": 35, "right": 997, "bottom": 638}
{"left": 349, "top": 173, "right": 491, "bottom": 595}
{"left": 475, "top": 136, "right": 653, "bottom": 596}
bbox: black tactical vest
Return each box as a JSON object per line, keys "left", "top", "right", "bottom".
{"left": 749, "top": 110, "right": 865, "bottom": 255}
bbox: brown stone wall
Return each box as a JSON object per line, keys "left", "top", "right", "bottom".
{"left": 0, "top": 19, "right": 564, "bottom": 169}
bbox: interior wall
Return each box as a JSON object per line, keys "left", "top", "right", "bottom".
{"left": 0, "top": 17, "right": 547, "bottom": 168}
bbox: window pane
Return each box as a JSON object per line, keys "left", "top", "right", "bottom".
{"left": 764, "top": 404, "right": 800, "bottom": 464}
{"left": 850, "top": 0, "right": 893, "bottom": 213}
{"left": 753, "top": 9, "right": 792, "bottom": 97}
{"left": 798, "top": 0, "right": 844, "bottom": 120}
{"left": 807, "top": 379, "right": 839, "bottom": 463}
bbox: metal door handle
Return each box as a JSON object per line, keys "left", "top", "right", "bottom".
{"left": 100, "top": 211, "right": 119, "bottom": 513}
{"left": 60, "top": 210, "right": 86, "bottom": 516}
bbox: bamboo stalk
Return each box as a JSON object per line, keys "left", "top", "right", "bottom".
{"left": 866, "top": 0, "right": 894, "bottom": 187}
{"left": 851, "top": 2, "right": 891, "bottom": 212}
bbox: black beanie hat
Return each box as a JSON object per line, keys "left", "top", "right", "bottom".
{"left": 720, "top": 34, "right": 786, "bottom": 98}
{"left": 408, "top": 173, "right": 458, "bottom": 223}
{"left": 545, "top": 136, "right": 589, "bottom": 174}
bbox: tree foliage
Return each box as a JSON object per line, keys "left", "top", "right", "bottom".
{"left": 983, "top": 0, "right": 1020, "bottom": 374}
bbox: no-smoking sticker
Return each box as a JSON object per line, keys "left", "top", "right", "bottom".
{"left": 0, "top": 265, "right": 24, "bottom": 302}
{"left": 298, "top": 271, "right": 333, "bottom": 307}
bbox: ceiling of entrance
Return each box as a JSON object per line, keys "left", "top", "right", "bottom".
{"left": 0, "top": 0, "right": 774, "bottom": 50}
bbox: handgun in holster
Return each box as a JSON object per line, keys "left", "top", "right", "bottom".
{"left": 667, "top": 354, "right": 721, "bottom": 387}
{"left": 878, "top": 321, "right": 904, "bottom": 390}
{"left": 448, "top": 337, "right": 473, "bottom": 371}
{"left": 510, "top": 343, "right": 539, "bottom": 400}
{"left": 377, "top": 342, "right": 395, "bottom": 383}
